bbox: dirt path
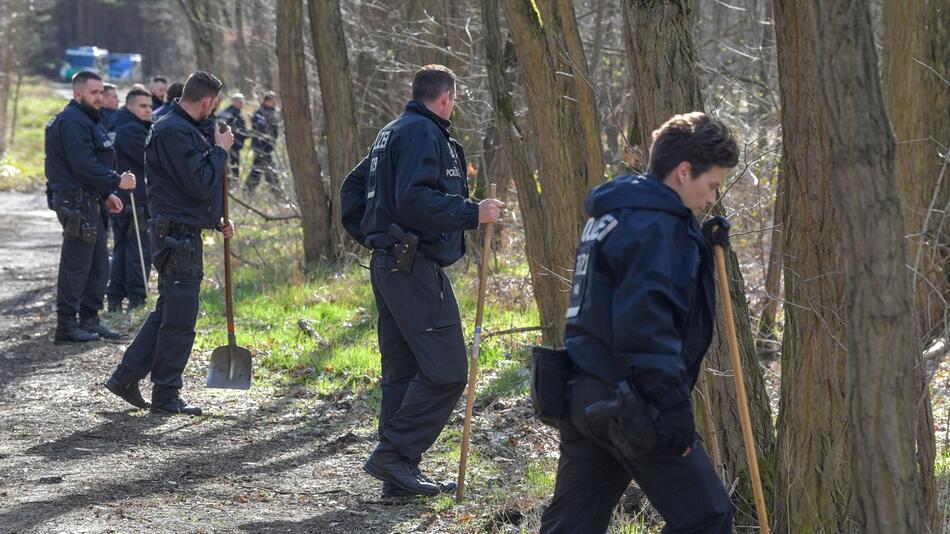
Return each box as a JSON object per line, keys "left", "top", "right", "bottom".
{"left": 0, "top": 193, "right": 431, "bottom": 533}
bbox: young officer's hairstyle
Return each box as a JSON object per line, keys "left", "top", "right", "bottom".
{"left": 166, "top": 82, "right": 185, "bottom": 102}
{"left": 125, "top": 87, "right": 152, "bottom": 104}
{"left": 180, "top": 71, "right": 223, "bottom": 103}
{"left": 648, "top": 112, "right": 739, "bottom": 179}
{"left": 102, "top": 83, "right": 117, "bottom": 92}
{"left": 150, "top": 76, "right": 168, "bottom": 85}
{"left": 411, "top": 65, "right": 456, "bottom": 102}
{"left": 71, "top": 70, "right": 102, "bottom": 88}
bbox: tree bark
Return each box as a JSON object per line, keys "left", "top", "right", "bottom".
{"left": 0, "top": 0, "right": 12, "bottom": 156}
{"left": 772, "top": 4, "right": 852, "bottom": 531}
{"left": 809, "top": 1, "right": 926, "bottom": 531}
{"left": 308, "top": 0, "right": 362, "bottom": 258}
{"left": 233, "top": 1, "right": 253, "bottom": 94}
{"left": 275, "top": 0, "right": 331, "bottom": 268}
{"left": 756, "top": 176, "right": 784, "bottom": 355}
{"left": 883, "top": 0, "right": 947, "bottom": 527}
{"left": 494, "top": 0, "right": 604, "bottom": 345}
{"left": 177, "top": 0, "right": 226, "bottom": 81}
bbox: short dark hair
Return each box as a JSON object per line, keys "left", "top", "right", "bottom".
{"left": 71, "top": 71, "right": 102, "bottom": 88}
{"left": 180, "top": 71, "right": 222, "bottom": 103}
{"left": 150, "top": 76, "right": 168, "bottom": 85}
{"left": 125, "top": 87, "right": 152, "bottom": 104}
{"left": 411, "top": 65, "right": 455, "bottom": 101}
{"left": 103, "top": 83, "right": 117, "bottom": 92}
{"left": 262, "top": 92, "right": 276, "bottom": 104}
{"left": 648, "top": 112, "right": 739, "bottom": 179}
{"left": 167, "top": 82, "right": 184, "bottom": 101}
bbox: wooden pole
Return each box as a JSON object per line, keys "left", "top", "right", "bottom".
{"left": 714, "top": 242, "right": 769, "bottom": 534}
{"left": 456, "top": 182, "right": 497, "bottom": 503}
{"left": 129, "top": 192, "right": 148, "bottom": 289}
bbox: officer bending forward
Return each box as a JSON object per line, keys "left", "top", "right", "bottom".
{"left": 341, "top": 65, "right": 504, "bottom": 497}
{"left": 105, "top": 71, "right": 235, "bottom": 416}
{"left": 540, "top": 112, "right": 738, "bottom": 533}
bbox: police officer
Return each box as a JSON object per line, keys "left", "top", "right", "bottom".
{"left": 218, "top": 93, "right": 248, "bottom": 184}
{"left": 243, "top": 93, "right": 279, "bottom": 196}
{"left": 45, "top": 71, "right": 137, "bottom": 343}
{"left": 539, "top": 112, "right": 738, "bottom": 533}
{"left": 105, "top": 87, "right": 153, "bottom": 312}
{"left": 341, "top": 65, "right": 504, "bottom": 497}
{"left": 152, "top": 82, "right": 183, "bottom": 121}
{"left": 100, "top": 83, "right": 119, "bottom": 129}
{"left": 104, "top": 71, "right": 235, "bottom": 415}
{"left": 148, "top": 76, "right": 168, "bottom": 112}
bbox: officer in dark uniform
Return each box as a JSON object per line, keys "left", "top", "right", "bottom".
{"left": 105, "top": 87, "right": 153, "bottom": 312}
{"left": 341, "top": 65, "right": 504, "bottom": 497}
{"left": 100, "top": 83, "right": 119, "bottom": 130}
{"left": 45, "top": 71, "right": 137, "bottom": 343}
{"left": 104, "top": 71, "right": 235, "bottom": 415}
{"left": 218, "top": 93, "right": 248, "bottom": 184}
{"left": 243, "top": 93, "right": 280, "bottom": 195}
{"left": 152, "top": 82, "right": 183, "bottom": 121}
{"left": 539, "top": 113, "right": 739, "bottom": 533}
{"left": 148, "top": 76, "right": 168, "bottom": 112}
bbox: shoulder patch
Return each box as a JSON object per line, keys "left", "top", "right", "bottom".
{"left": 580, "top": 214, "right": 619, "bottom": 243}
{"left": 373, "top": 130, "right": 392, "bottom": 151}
{"left": 46, "top": 115, "right": 58, "bottom": 129}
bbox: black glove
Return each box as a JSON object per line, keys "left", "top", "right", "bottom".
{"left": 702, "top": 216, "right": 731, "bottom": 249}
{"left": 658, "top": 402, "right": 696, "bottom": 454}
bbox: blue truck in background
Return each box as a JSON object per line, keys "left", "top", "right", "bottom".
{"left": 60, "top": 46, "right": 142, "bottom": 82}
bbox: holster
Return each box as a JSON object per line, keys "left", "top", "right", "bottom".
{"left": 585, "top": 380, "right": 659, "bottom": 464}
{"left": 388, "top": 223, "right": 418, "bottom": 274}
{"left": 162, "top": 235, "right": 198, "bottom": 280}
{"left": 57, "top": 205, "right": 83, "bottom": 240}
{"left": 56, "top": 189, "right": 98, "bottom": 243}
{"left": 530, "top": 346, "right": 574, "bottom": 427}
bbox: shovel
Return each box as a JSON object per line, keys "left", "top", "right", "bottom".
{"left": 207, "top": 127, "right": 252, "bottom": 390}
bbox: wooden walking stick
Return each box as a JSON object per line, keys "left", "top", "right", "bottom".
{"left": 713, "top": 234, "right": 769, "bottom": 534}
{"left": 456, "top": 182, "right": 497, "bottom": 503}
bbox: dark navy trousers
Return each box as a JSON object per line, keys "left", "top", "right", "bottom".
{"left": 370, "top": 251, "right": 468, "bottom": 466}
{"left": 53, "top": 191, "right": 108, "bottom": 319}
{"left": 540, "top": 375, "right": 733, "bottom": 534}
{"left": 114, "top": 225, "right": 203, "bottom": 402}
{"left": 106, "top": 213, "right": 152, "bottom": 302}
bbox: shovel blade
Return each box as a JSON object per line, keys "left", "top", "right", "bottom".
{"left": 207, "top": 345, "right": 253, "bottom": 390}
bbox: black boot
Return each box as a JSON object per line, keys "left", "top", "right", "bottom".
{"left": 106, "top": 298, "right": 123, "bottom": 313}
{"left": 54, "top": 314, "right": 100, "bottom": 344}
{"left": 382, "top": 469, "right": 457, "bottom": 498}
{"left": 105, "top": 374, "right": 150, "bottom": 409}
{"left": 151, "top": 396, "right": 203, "bottom": 416}
{"left": 79, "top": 315, "right": 121, "bottom": 340}
{"left": 364, "top": 449, "right": 439, "bottom": 496}
{"left": 127, "top": 296, "right": 145, "bottom": 311}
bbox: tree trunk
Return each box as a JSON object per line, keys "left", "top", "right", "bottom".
{"left": 756, "top": 176, "right": 784, "bottom": 355}
{"left": 620, "top": 1, "right": 775, "bottom": 524}
{"left": 233, "top": 1, "right": 253, "bottom": 94}
{"left": 499, "top": 0, "right": 605, "bottom": 346}
{"left": 772, "top": 5, "right": 852, "bottom": 531}
{"left": 177, "top": 0, "right": 226, "bottom": 81}
{"left": 0, "top": 0, "right": 12, "bottom": 156}
{"left": 883, "top": 0, "right": 947, "bottom": 527}
{"left": 809, "top": 1, "right": 925, "bottom": 531}
{"left": 275, "top": 0, "right": 330, "bottom": 268}
{"left": 308, "top": 0, "right": 362, "bottom": 259}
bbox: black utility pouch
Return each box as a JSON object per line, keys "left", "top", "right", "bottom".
{"left": 153, "top": 217, "right": 170, "bottom": 240}
{"left": 530, "top": 346, "right": 574, "bottom": 426}
{"left": 164, "top": 236, "right": 198, "bottom": 280}
{"left": 57, "top": 206, "right": 83, "bottom": 240}
{"left": 388, "top": 223, "right": 418, "bottom": 274}
{"left": 586, "top": 381, "right": 659, "bottom": 463}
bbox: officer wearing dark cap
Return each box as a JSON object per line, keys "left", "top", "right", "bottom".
{"left": 105, "top": 87, "right": 153, "bottom": 312}
{"left": 341, "top": 64, "right": 504, "bottom": 497}
{"left": 45, "top": 70, "right": 137, "bottom": 343}
{"left": 539, "top": 113, "right": 739, "bottom": 533}
{"left": 104, "top": 70, "right": 235, "bottom": 415}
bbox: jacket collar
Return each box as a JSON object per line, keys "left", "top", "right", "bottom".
{"left": 405, "top": 99, "right": 451, "bottom": 132}
{"left": 68, "top": 99, "right": 101, "bottom": 123}
{"left": 171, "top": 100, "right": 204, "bottom": 127}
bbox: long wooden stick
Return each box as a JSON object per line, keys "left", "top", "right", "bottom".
{"left": 456, "top": 183, "right": 497, "bottom": 503}
{"left": 129, "top": 192, "right": 148, "bottom": 289}
{"left": 714, "top": 242, "right": 769, "bottom": 534}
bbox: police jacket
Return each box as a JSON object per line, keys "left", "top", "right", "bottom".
{"left": 564, "top": 175, "right": 715, "bottom": 411}
{"left": 145, "top": 102, "right": 226, "bottom": 229}
{"left": 100, "top": 107, "right": 118, "bottom": 130}
{"left": 250, "top": 106, "right": 278, "bottom": 153}
{"left": 151, "top": 95, "right": 165, "bottom": 113}
{"left": 340, "top": 100, "right": 479, "bottom": 267}
{"left": 44, "top": 100, "right": 120, "bottom": 199}
{"left": 219, "top": 105, "right": 248, "bottom": 149}
{"left": 107, "top": 106, "right": 136, "bottom": 132}
{"left": 112, "top": 108, "right": 151, "bottom": 209}
{"left": 152, "top": 100, "right": 175, "bottom": 121}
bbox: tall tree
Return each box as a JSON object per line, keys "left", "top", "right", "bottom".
{"left": 620, "top": 1, "right": 775, "bottom": 523}
{"left": 772, "top": 2, "right": 851, "bottom": 531}
{"left": 275, "top": 0, "right": 330, "bottom": 268}
{"left": 809, "top": 0, "right": 926, "bottom": 531}
{"left": 177, "top": 0, "right": 226, "bottom": 81}
{"left": 883, "top": 0, "right": 948, "bottom": 528}
{"left": 492, "top": 0, "right": 604, "bottom": 345}
{"left": 308, "top": 0, "right": 362, "bottom": 257}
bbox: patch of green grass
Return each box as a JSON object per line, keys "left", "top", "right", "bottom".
{"left": 937, "top": 447, "right": 950, "bottom": 530}
{"left": 523, "top": 460, "right": 556, "bottom": 500}
{"left": 1, "top": 78, "right": 68, "bottom": 191}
